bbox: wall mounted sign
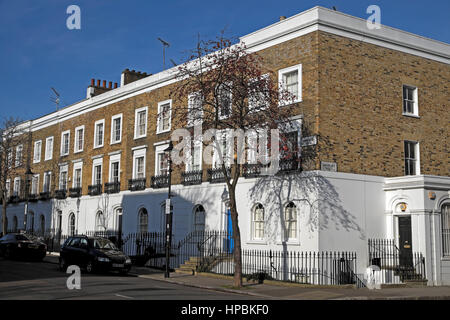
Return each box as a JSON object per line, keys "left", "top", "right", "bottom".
{"left": 301, "top": 136, "right": 317, "bottom": 147}
{"left": 321, "top": 161, "right": 337, "bottom": 172}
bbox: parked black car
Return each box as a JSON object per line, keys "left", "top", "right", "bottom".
{"left": 59, "top": 235, "right": 132, "bottom": 274}
{"left": 0, "top": 233, "right": 47, "bottom": 261}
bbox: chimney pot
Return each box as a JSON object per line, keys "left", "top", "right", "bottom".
{"left": 109, "top": 81, "right": 112, "bottom": 89}
{"left": 103, "top": 80, "right": 106, "bottom": 88}
{"left": 91, "top": 79, "right": 95, "bottom": 86}
{"left": 114, "top": 83, "right": 118, "bottom": 88}
{"left": 97, "top": 79, "right": 101, "bottom": 87}
{"left": 131, "top": 69, "right": 135, "bottom": 73}
{"left": 280, "top": 16, "right": 286, "bottom": 21}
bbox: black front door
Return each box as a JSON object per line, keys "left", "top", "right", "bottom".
{"left": 398, "top": 216, "right": 413, "bottom": 267}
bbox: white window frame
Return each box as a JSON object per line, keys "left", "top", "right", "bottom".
{"left": 248, "top": 74, "right": 270, "bottom": 112}
{"left": 278, "top": 64, "right": 302, "bottom": 106}
{"left": 5, "top": 179, "right": 11, "bottom": 198}
{"left": 15, "top": 144, "right": 23, "bottom": 167}
{"left": 45, "top": 137, "right": 54, "bottom": 161}
{"left": 213, "top": 129, "right": 232, "bottom": 168}
{"left": 72, "top": 161, "right": 83, "bottom": 189}
{"left": 110, "top": 114, "right": 123, "bottom": 145}
{"left": 59, "top": 165, "right": 68, "bottom": 190}
{"left": 157, "top": 100, "right": 172, "bottom": 134}
{"left": 109, "top": 154, "right": 121, "bottom": 183}
{"left": 94, "top": 119, "right": 105, "bottom": 149}
{"left": 187, "top": 92, "right": 203, "bottom": 127}
{"left": 134, "top": 106, "right": 148, "bottom": 140}
{"left": 92, "top": 157, "right": 103, "bottom": 186}
{"left": 61, "top": 131, "right": 70, "bottom": 156}
{"left": 284, "top": 202, "right": 299, "bottom": 243}
{"left": 13, "top": 177, "right": 21, "bottom": 197}
{"left": 43, "top": 171, "right": 51, "bottom": 193}
{"left": 404, "top": 140, "right": 420, "bottom": 176}
{"left": 33, "top": 140, "right": 42, "bottom": 164}
{"left": 402, "top": 85, "right": 419, "bottom": 117}
{"left": 251, "top": 203, "right": 265, "bottom": 241}
{"left": 74, "top": 126, "right": 85, "bottom": 153}
{"left": 218, "top": 83, "right": 233, "bottom": 120}
{"left": 31, "top": 174, "right": 40, "bottom": 195}
{"left": 154, "top": 144, "right": 169, "bottom": 176}
{"left": 185, "top": 136, "right": 203, "bottom": 172}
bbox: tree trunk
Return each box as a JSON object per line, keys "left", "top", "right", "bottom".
{"left": 2, "top": 196, "right": 6, "bottom": 235}
{"left": 228, "top": 185, "right": 243, "bottom": 287}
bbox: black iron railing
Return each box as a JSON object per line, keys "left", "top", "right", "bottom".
{"left": 207, "top": 167, "right": 231, "bottom": 183}
{"left": 8, "top": 195, "right": 20, "bottom": 204}
{"left": 54, "top": 189, "right": 67, "bottom": 200}
{"left": 278, "top": 159, "right": 300, "bottom": 173}
{"left": 243, "top": 164, "right": 263, "bottom": 178}
{"left": 105, "top": 181, "right": 121, "bottom": 194}
{"left": 128, "top": 178, "right": 146, "bottom": 191}
{"left": 88, "top": 184, "right": 102, "bottom": 196}
{"left": 39, "top": 192, "right": 51, "bottom": 201}
{"left": 182, "top": 170, "right": 203, "bottom": 186}
{"left": 28, "top": 194, "right": 39, "bottom": 202}
{"left": 69, "top": 188, "right": 82, "bottom": 198}
{"left": 368, "top": 239, "right": 426, "bottom": 283}
{"left": 151, "top": 175, "right": 169, "bottom": 189}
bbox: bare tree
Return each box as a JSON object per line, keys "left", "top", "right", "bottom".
{"left": 0, "top": 117, "right": 30, "bottom": 235}
{"left": 171, "top": 32, "right": 300, "bottom": 287}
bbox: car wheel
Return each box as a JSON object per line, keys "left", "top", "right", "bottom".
{"left": 86, "top": 260, "right": 95, "bottom": 274}
{"left": 59, "top": 258, "right": 67, "bottom": 272}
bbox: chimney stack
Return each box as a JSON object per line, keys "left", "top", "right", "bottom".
{"left": 279, "top": 16, "right": 286, "bottom": 21}
{"left": 87, "top": 78, "right": 119, "bottom": 99}
{"left": 121, "top": 69, "right": 152, "bottom": 86}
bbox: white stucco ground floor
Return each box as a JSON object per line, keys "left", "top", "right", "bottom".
{"left": 2, "top": 170, "right": 450, "bottom": 286}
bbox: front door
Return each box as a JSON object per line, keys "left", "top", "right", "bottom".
{"left": 398, "top": 216, "right": 413, "bottom": 267}
{"left": 226, "top": 209, "right": 234, "bottom": 253}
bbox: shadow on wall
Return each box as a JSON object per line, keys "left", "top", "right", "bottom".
{"left": 248, "top": 171, "right": 366, "bottom": 243}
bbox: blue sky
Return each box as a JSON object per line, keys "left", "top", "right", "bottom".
{"left": 0, "top": 0, "right": 449, "bottom": 121}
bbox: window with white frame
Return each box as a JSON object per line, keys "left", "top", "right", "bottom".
{"left": 13, "top": 177, "right": 21, "bottom": 197}
{"left": 157, "top": 100, "right": 172, "bottom": 133}
{"left": 73, "top": 162, "right": 82, "bottom": 189}
{"left": 188, "top": 140, "right": 202, "bottom": 172}
{"left": 45, "top": 137, "right": 53, "bottom": 161}
{"left": 246, "top": 129, "right": 268, "bottom": 165}
{"left": 92, "top": 158, "right": 103, "bottom": 186}
{"left": 134, "top": 107, "right": 148, "bottom": 139}
{"left": 441, "top": 204, "right": 450, "bottom": 257}
{"left": 5, "top": 180, "right": 11, "bottom": 199}
{"left": 31, "top": 174, "right": 39, "bottom": 195}
{"left": 252, "top": 203, "right": 265, "bottom": 240}
{"left": 193, "top": 205, "right": 206, "bottom": 232}
{"left": 218, "top": 83, "right": 232, "bottom": 119}
{"left": 74, "top": 126, "right": 84, "bottom": 153}
{"left": 138, "top": 208, "right": 148, "bottom": 233}
{"left": 133, "top": 148, "right": 146, "bottom": 179}
{"left": 248, "top": 74, "right": 270, "bottom": 112}
{"left": 33, "top": 140, "right": 42, "bottom": 163}
{"left": 94, "top": 120, "right": 105, "bottom": 148}
{"left": 279, "top": 64, "right": 302, "bottom": 105}
{"left": 156, "top": 152, "right": 169, "bottom": 176}
{"left": 69, "top": 213, "right": 76, "bottom": 236}
{"left": 111, "top": 114, "right": 122, "bottom": 144}
{"left": 15, "top": 145, "right": 23, "bottom": 167}
{"left": 109, "top": 154, "right": 121, "bottom": 182}
{"left": 404, "top": 141, "right": 420, "bottom": 176}
{"left": 59, "top": 165, "right": 68, "bottom": 190}
{"left": 187, "top": 92, "right": 203, "bottom": 127}
{"left": 284, "top": 202, "right": 297, "bottom": 241}
{"left": 95, "top": 211, "right": 104, "bottom": 231}
{"left": 403, "top": 85, "right": 419, "bottom": 116}
{"left": 43, "top": 172, "right": 51, "bottom": 193}
{"left": 213, "top": 130, "right": 231, "bottom": 168}
{"left": 61, "top": 131, "right": 70, "bottom": 156}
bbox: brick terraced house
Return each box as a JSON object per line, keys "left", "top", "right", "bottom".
{"left": 1, "top": 7, "right": 449, "bottom": 285}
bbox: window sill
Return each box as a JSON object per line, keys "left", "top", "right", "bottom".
{"left": 247, "top": 240, "right": 267, "bottom": 245}
{"left": 74, "top": 150, "right": 83, "bottom": 154}
{"left": 279, "top": 99, "right": 302, "bottom": 107}
{"left": 156, "top": 129, "right": 171, "bottom": 135}
{"left": 93, "top": 145, "right": 104, "bottom": 150}
{"left": 134, "top": 135, "right": 147, "bottom": 140}
{"left": 276, "top": 240, "right": 301, "bottom": 246}
{"left": 402, "top": 113, "right": 420, "bottom": 119}
{"left": 110, "top": 141, "right": 122, "bottom": 146}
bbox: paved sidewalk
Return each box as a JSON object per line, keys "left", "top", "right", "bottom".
{"left": 43, "top": 255, "right": 450, "bottom": 300}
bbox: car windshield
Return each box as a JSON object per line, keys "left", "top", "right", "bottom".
{"left": 90, "top": 238, "right": 117, "bottom": 250}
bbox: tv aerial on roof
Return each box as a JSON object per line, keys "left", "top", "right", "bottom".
{"left": 50, "top": 87, "right": 60, "bottom": 110}
{"left": 158, "top": 37, "right": 171, "bottom": 70}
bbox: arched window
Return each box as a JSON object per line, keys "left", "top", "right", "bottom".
{"left": 442, "top": 204, "right": 450, "bottom": 257}
{"left": 95, "top": 211, "right": 104, "bottom": 232}
{"left": 40, "top": 215, "right": 45, "bottom": 234}
{"left": 138, "top": 208, "right": 148, "bottom": 233}
{"left": 193, "top": 205, "right": 206, "bottom": 232}
{"left": 69, "top": 213, "right": 76, "bottom": 236}
{"left": 252, "top": 204, "right": 264, "bottom": 240}
{"left": 285, "top": 202, "right": 297, "bottom": 240}
{"left": 13, "top": 216, "right": 18, "bottom": 232}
